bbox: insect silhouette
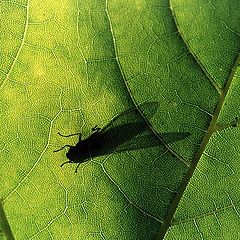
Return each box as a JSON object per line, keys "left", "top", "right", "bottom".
{"left": 54, "top": 102, "right": 190, "bottom": 173}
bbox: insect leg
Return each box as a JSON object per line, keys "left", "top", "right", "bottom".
{"left": 58, "top": 132, "right": 82, "bottom": 138}
{"left": 92, "top": 125, "right": 101, "bottom": 132}
{"left": 53, "top": 145, "right": 72, "bottom": 152}
{"left": 60, "top": 160, "right": 73, "bottom": 167}
{"left": 75, "top": 162, "right": 81, "bottom": 173}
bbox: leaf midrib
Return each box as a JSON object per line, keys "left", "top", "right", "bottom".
{"left": 156, "top": 0, "right": 240, "bottom": 237}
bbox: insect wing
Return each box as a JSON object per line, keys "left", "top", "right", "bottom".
{"left": 93, "top": 102, "right": 159, "bottom": 154}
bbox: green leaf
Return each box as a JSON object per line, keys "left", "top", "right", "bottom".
{"left": 0, "top": 0, "right": 239, "bottom": 239}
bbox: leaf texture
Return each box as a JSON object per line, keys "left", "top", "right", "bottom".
{"left": 0, "top": 0, "right": 239, "bottom": 239}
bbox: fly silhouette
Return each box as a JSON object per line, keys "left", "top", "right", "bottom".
{"left": 54, "top": 102, "right": 190, "bottom": 173}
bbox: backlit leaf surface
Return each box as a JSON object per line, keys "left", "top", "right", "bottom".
{"left": 0, "top": 0, "right": 239, "bottom": 239}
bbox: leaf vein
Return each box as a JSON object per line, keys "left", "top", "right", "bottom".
{"left": 0, "top": 0, "right": 29, "bottom": 91}
{"left": 100, "top": 163, "right": 163, "bottom": 223}
{"left": 168, "top": 0, "right": 223, "bottom": 95}
{"left": 105, "top": 0, "right": 190, "bottom": 167}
